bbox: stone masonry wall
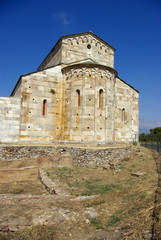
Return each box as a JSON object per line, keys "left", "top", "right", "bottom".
{"left": 19, "top": 66, "right": 63, "bottom": 142}
{"left": 62, "top": 65, "right": 116, "bottom": 141}
{"left": 115, "top": 78, "right": 139, "bottom": 142}
{"left": 37, "top": 41, "right": 62, "bottom": 71}
{"left": 0, "top": 33, "right": 139, "bottom": 144}
{"left": 0, "top": 97, "right": 20, "bottom": 143}
{"left": 37, "top": 33, "right": 115, "bottom": 71}
{"left": 0, "top": 146, "right": 132, "bottom": 166}
{"left": 62, "top": 34, "right": 114, "bottom": 68}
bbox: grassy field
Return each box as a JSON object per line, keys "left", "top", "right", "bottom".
{"left": 0, "top": 146, "right": 160, "bottom": 240}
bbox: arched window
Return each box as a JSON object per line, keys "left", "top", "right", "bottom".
{"left": 76, "top": 89, "right": 80, "bottom": 106}
{"left": 99, "top": 89, "right": 103, "bottom": 108}
{"left": 122, "top": 108, "right": 125, "bottom": 122}
{"left": 43, "top": 99, "right": 47, "bottom": 116}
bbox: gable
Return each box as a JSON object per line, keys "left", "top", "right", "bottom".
{"left": 62, "top": 32, "right": 116, "bottom": 51}
{"left": 37, "top": 32, "right": 115, "bottom": 71}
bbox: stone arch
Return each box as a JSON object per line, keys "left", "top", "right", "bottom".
{"left": 73, "top": 70, "right": 78, "bottom": 77}
{"left": 121, "top": 108, "right": 126, "bottom": 122}
{"left": 96, "top": 42, "right": 101, "bottom": 48}
{"left": 101, "top": 70, "right": 107, "bottom": 78}
{"left": 99, "top": 89, "right": 103, "bottom": 108}
{"left": 78, "top": 37, "right": 83, "bottom": 44}
{"left": 87, "top": 36, "right": 92, "bottom": 43}
{"left": 83, "top": 36, "right": 88, "bottom": 43}
{"left": 43, "top": 99, "right": 47, "bottom": 116}
{"left": 101, "top": 45, "right": 105, "bottom": 52}
{"left": 76, "top": 89, "right": 80, "bottom": 106}
{"left": 85, "top": 70, "right": 91, "bottom": 76}
{"left": 72, "top": 38, "right": 77, "bottom": 45}
{"left": 91, "top": 38, "right": 96, "bottom": 45}
{"left": 97, "top": 71, "right": 103, "bottom": 78}
{"left": 105, "top": 71, "right": 113, "bottom": 80}
{"left": 67, "top": 39, "right": 73, "bottom": 45}
{"left": 77, "top": 70, "right": 84, "bottom": 77}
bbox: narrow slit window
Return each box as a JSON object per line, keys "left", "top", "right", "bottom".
{"left": 76, "top": 89, "right": 80, "bottom": 106}
{"left": 43, "top": 99, "right": 47, "bottom": 116}
{"left": 99, "top": 89, "right": 103, "bottom": 108}
{"left": 122, "top": 108, "right": 125, "bottom": 122}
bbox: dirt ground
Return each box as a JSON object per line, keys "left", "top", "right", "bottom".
{"left": 0, "top": 145, "right": 160, "bottom": 240}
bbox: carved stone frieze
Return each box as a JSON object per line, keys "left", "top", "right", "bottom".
{"left": 64, "top": 35, "right": 111, "bottom": 54}
{"left": 64, "top": 66, "right": 115, "bottom": 80}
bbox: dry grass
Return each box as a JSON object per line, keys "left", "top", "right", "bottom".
{"left": 45, "top": 146, "right": 159, "bottom": 238}
{"left": 0, "top": 167, "right": 48, "bottom": 195}
{"left": 0, "top": 146, "right": 160, "bottom": 240}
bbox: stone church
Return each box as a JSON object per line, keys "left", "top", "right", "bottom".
{"left": 0, "top": 32, "right": 139, "bottom": 143}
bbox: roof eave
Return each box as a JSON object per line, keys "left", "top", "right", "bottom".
{"left": 117, "top": 76, "right": 139, "bottom": 93}
{"left": 37, "top": 31, "right": 116, "bottom": 71}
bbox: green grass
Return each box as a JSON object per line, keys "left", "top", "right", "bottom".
{"left": 139, "top": 192, "right": 147, "bottom": 199}
{"left": 55, "top": 167, "right": 73, "bottom": 177}
{"left": 97, "top": 184, "right": 123, "bottom": 194}
{"left": 48, "top": 166, "right": 124, "bottom": 196}
{"left": 126, "top": 192, "right": 138, "bottom": 200}
{"left": 85, "top": 200, "right": 105, "bottom": 207}
{"left": 136, "top": 149, "right": 140, "bottom": 152}
{"left": 90, "top": 218, "right": 104, "bottom": 229}
{"left": 126, "top": 178, "right": 135, "bottom": 185}
{"left": 131, "top": 164, "right": 136, "bottom": 168}
{"left": 79, "top": 183, "right": 123, "bottom": 196}
{"left": 46, "top": 171, "right": 50, "bottom": 177}
{"left": 106, "top": 215, "right": 121, "bottom": 226}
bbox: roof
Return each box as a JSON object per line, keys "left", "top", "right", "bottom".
{"left": 10, "top": 64, "right": 61, "bottom": 96}
{"left": 62, "top": 62, "right": 118, "bottom": 75}
{"left": 10, "top": 64, "right": 139, "bottom": 96}
{"left": 37, "top": 31, "right": 116, "bottom": 70}
{"left": 117, "top": 77, "right": 139, "bottom": 93}
{"left": 61, "top": 32, "right": 116, "bottom": 51}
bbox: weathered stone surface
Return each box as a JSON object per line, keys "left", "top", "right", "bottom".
{"left": 0, "top": 225, "right": 9, "bottom": 232}
{"left": 0, "top": 32, "right": 139, "bottom": 144}
{"left": 131, "top": 172, "right": 146, "bottom": 177}
{"left": 0, "top": 97, "right": 20, "bottom": 143}
{"left": 0, "top": 145, "right": 132, "bottom": 166}
{"left": 38, "top": 168, "right": 57, "bottom": 195}
{"left": 84, "top": 207, "right": 98, "bottom": 220}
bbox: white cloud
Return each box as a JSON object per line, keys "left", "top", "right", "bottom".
{"left": 53, "top": 12, "right": 72, "bottom": 25}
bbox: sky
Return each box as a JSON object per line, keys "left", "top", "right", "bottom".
{"left": 0, "top": 0, "right": 161, "bottom": 134}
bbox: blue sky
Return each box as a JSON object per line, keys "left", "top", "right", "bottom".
{"left": 0, "top": 0, "right": 161, "bottom": 133}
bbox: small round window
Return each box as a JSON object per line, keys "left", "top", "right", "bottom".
{"left": 87, "top": 44, "right": 91, "bottom": 49}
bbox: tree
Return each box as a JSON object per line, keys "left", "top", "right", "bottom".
{"left": 150, "top": 127, "right": 161, "bottom": 135}
{"left": 139, "top": 127, "right": 161, "bottom": 142}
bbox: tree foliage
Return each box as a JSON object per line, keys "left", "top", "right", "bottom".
{"left": 150, "top": 127, "right": 161, "bottom": 135}
{"left": 139, "top": 127, "right": 161, "bottom": 142}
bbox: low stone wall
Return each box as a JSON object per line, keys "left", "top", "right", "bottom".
{"left": 38, "top": 168, "right": 69, "bottom": 196}
{"left": 38, "top": 168, "right": 56, "bottom": 195}
{"left": 0, "top": 145, "right": 132, "bottom": 166}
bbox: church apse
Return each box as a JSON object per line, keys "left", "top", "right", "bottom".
{"left": 0, "top": 32, "right": 139, "bottom": 143}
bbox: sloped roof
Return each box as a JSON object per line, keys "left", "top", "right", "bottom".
{"left": 61, "top": 31, "right": 116, "bottom": 51}
{"left": 117, "top": 77, "right": 139, "bottom": 93}
{"left": 37, "top": 31, "right": 116, "bottom": 70}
